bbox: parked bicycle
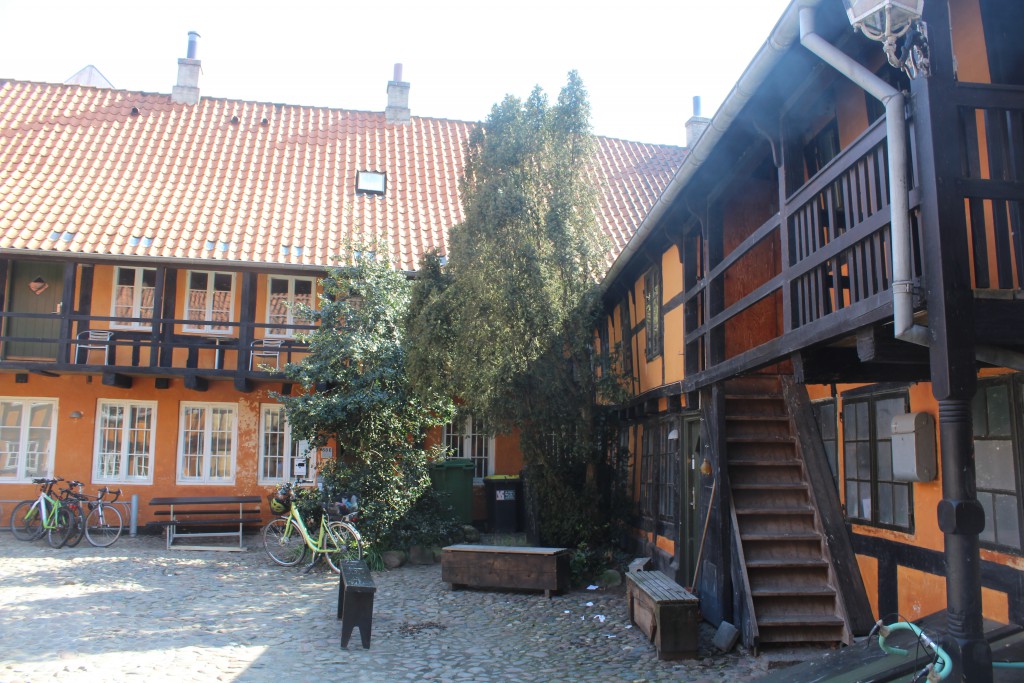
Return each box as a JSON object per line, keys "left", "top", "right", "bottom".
{"left": 262, "top": 482, "right": 362, "bottom": 572}
{"left": 9, "top": 477, "right": 74, "bottom": 548}
{"left": 82, "top": 486, "right": 124, "bottom": 547}
{"left": 57, "top": 480, "right": 88, "bottom": 548}
{"left": 873, "top": 618, "right": 1024, "bottom": 681}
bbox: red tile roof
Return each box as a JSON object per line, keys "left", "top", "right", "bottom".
{"left": 0, "top": 80, "right": 686, "bottom": 272}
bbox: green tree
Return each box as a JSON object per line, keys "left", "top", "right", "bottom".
{"left": 275, "top": 247, "right": 455, "bottom": 548}
{"left": 407, "top": 72, "right": 625, "bottom": 547}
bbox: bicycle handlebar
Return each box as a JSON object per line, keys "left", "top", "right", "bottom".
{"left": 874, "top": 620, "right": 952, "bottom": 682}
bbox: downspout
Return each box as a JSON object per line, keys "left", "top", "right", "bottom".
{"left": 799, "top": 7, "right": 1024, "bottom": 372}
{"left": 799, "top": 7, "right": 929, "bottom": 348}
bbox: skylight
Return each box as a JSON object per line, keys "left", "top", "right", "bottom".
{"left": 356, "top": 171, "right": 386, "bottom": 195}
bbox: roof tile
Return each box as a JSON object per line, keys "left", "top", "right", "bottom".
{"left": 1, "top": 79, "right": 686, "bottom": 272}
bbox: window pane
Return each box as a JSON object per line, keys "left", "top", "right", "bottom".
{"left": 117, "top": 268, "right": 136, "bottom": 286}
{"left": 894, "top": 484, "right": 910, "bottom": 528}
{"left": 262, "top": 407, "right": 286, "bottom": 481}
{"left": 979, "top": 492, "right": 996, "bottom": 544}
{"left": 98, "top": 403, "right": 124, "bottom": 479}
{"left": 180, "top": 407, "right": 205, "bottom": 479}
{"left": 846, "top": 482, "right": 860, "bottom": 518}
{"left": 294, "top": 279, "right": 313, "bottom": 296}
{"left": 877, "top": 442, "right": 893, "bottom": 481}
{"left": 994, "top": 493, "right": 1022, "bottom": 549}
{"left": 878, "top": 482, "right": 893, "bottom": 525}
{"left": 976, "top": 440, "right": 1016, "bottom": 493}
{"left": 0, "top": 401, "right": 24, "bottom": 479}
{"left": 213, "top": 273, "right": 233, "bottom": 292}
{"left": 986, "top": 385, "right": 1012, "bottom": 437}
{"left": 875, "top": 397, "right": 904, "bottom": 439}
{"left": 971, "top": 390, "right": 988, "bottom": 435}
{"left": 189, "top": 272, "right": 209, "bottom": 289}
{"left": 856, "top": 442, "right": 871, "bottom": 479}
{"left": 858, "top": 482, "right": 872, "bottom": 520}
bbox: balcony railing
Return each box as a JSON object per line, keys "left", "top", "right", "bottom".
{"left": 956, "top": 83, "right": 1024, "bottom": 291}
{"left": 684, "top": 116, "right": 923, "bottom": 391}
{"left": 0, "top": 312, "right": 312, "bottom": 378}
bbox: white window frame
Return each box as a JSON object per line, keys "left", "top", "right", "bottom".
{"left": 266, "top": 276, "right": 316, "bottom": 338}
{"left": 0, "top": 397, "right": 57, "bottom": 483}
{"left": 258, "top": 404, "right": 291, "bottom": 485}
{"left": 443, "top": 415, "right": 495, "bottom": 484}
{"left": 176, "top": 402, "right": 237, "bottom": 485}
{"left": 111, "top": 266, "right": 157, "bottom": 330}
{"left": 93, "top": 399, "right": 156, "bottom": 484}
{"left": 184, "top": 270, "right": 236, "bottom": 334}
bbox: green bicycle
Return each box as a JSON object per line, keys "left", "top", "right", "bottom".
{"left": 10, "top": 477, "right": 74, "bottom": 548}
{"left": 263, "top": 482, "right": 362, "bottom": 572}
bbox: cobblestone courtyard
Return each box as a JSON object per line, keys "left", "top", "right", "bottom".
{"left": 0, "top": 532, "right": 826, "bottom": 682}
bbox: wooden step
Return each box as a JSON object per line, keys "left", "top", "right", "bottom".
{"left": 741, "top": 531, "right": 821, "bottom": 542}
{"left": 757, "top": 613, "right": 845, "bottom": 628}
{"left": 745, "top": 558, "right": 829, "bottom": 569}
{"left": 735, "top": 506, "right": 814, "bottom": 516}
{"left": 728, "top": 458, "right": 801, "bottom": 467}
{"left": 751, "top": 585, "right": 836, "bottom": 597}
{"left": 724, "top": 436, "right": 794, "bottom": 446}
{"left": 731, "top": 482, "right": 808, "bottom": 491}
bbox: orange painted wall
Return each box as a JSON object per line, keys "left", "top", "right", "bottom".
{"left": 0, "top": 372, "right": 282, "bottom": 525}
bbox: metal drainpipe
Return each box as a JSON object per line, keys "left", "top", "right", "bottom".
{"left": 799, "top": 7, "right": 1024, "bottom": 372}
{"left": 798, "top": 7, "right": 929, "bottom": 348}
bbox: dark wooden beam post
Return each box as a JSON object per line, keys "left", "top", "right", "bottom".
{"left": 57, "top": 262, "right": 76, "bottom": 364}
{"left": 704, "top": 202, "right": 725, "bottom": 369}
{"left": 150, "top": 266, "right": 166, "bottom": 368}
{"left": 912, "top": 2, "right": 991, "bottom": 679}
{"left": 235, "top": 271, "right": 258, "bottom": 392}
{"left": 159, "top": 269, "right": 177, "bottom": 368}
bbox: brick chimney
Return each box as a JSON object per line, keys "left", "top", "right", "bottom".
{"left": 171, "top": 31, "right": 202, "bottom": 105}
{"left": 685, "top": 96, "right": 711, "bottom": 148}
{"left": 385, "top": 63, "right": 410, "bottom": 124}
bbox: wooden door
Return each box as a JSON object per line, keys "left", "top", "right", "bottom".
{"left": 4, "top": 261, "right": 63, "bottom": 360}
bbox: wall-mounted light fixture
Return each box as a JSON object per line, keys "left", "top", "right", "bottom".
{"left": 667, "top": 428, "right": 679, "bottom": 441}
{"left": 69, "top": 411, "right": 84, "bottom": 419}
{"left": 843, "top": 0, "right": 929, "bottom": 78}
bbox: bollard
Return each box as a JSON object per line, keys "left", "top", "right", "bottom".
{"left": 130, "top": 494, "right": 139, "bottom": 537}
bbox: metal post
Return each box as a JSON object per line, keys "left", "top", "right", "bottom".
{"left": 936, "top": 399, "right": 992, "bottom": 682}
{"left": 130, "top": 494, "right": 139, "bottom": 537}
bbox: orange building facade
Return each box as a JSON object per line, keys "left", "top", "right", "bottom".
{"left": 595, "top": 0, "right": 1024, "bottom": 672}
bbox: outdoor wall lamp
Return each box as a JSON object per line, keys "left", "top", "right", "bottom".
{"left": 69, "top": 411, "right": 83, "bottom": 419}
{"left": 843, "top": 0, "right": 929, "bottom": 78}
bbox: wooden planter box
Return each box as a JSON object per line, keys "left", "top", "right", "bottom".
{"left": 441, "top": 544, "right": 570, "bottom": 598}
{"left": 626, "top": 570, "right": 699, "bottom": 660}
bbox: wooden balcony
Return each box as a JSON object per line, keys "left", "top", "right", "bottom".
{"left": 683, "top": 81, "right": 1024, "bottom": 391}
{"left": 684, "top": 117, "right": 924, "bottom": 392}
{"left": 0, "top": 313, "right": 311, "bottom": 392}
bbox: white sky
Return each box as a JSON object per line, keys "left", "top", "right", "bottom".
{"left": 0, "top": 0, "right": 794, "bottom": 147}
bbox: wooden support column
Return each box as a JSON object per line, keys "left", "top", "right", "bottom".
{"left": 234, "top": 271, "right": 258, "bottom": 392}
{"left": 704, "top": 203, "right": 725, "bottom": 368}
{"left": 912, "top": 2, "right": 991, "bottom": 679}
{"left": 159, "top": 269, "right": 177, "bottom": 368}
{"left": 57, "top": 262, "right": 76, "bottom": 364}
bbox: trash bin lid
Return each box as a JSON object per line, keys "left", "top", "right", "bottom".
{"left": 433, "top": 458, "right": 474, "bottom": 469}
{"left": 484, "top": 475, "right": 520, "bottom": 481}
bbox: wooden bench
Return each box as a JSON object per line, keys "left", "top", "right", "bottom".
{"left": 441, "top": 544, "right": 570, "bottom": 598}
{"left": 149, "top": 496, "right": 262, "bottom": 552}
{"left": 625, "top": 570, "right": 699, "bottom": 660}
{"left": 337, "top": 560, "right": 376, "bottom": 649}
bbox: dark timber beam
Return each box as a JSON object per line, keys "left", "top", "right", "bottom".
{"left": 856, "top": 327, "right": 932, "bottom": 365}
{"left": 101, "top": 372, "right": 132, "bottom": 389}
{"left": 184, "top": 374, "right": 208, "bottom": 392}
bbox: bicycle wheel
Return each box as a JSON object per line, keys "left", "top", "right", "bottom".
{"left": 64, "top": 504, "right": 86, "bottom": 548}
{"left": 263, "top": 518, "right": 306, "bottom": 566}
{"left": 323, "top": 521, "right": 363, "bottom": 573}
{"left": 85, "top": 504, "right": 123, "bottom": 547}
{"left": 47, "top": 507, "right": 73, "bottom": 548}
{"left": 10, "top": 500, "right": 45, "bottom": 541}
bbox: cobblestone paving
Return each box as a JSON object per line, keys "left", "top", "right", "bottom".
{"left": 0, "top": 532, "right": 829, "bottom": 682}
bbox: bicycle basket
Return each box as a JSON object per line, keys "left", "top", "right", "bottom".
{"left": 268, "top": 488, "right": 292, "bottom": 514}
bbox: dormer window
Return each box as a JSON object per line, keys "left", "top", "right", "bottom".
{"left": 356, "top": 171, "right": 386, "bottom": 195}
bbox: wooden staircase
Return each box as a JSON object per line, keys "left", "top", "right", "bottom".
{"left": 724, "top": 375, "right": 851, "bottom": 646}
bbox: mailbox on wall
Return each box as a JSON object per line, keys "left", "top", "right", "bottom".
{"left": 891, "top": 412, "right": 937, "bottom": 482}
{"left": 293, "top": 440, "right": 316, "bottom": 482}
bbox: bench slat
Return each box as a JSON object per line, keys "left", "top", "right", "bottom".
{"left": 150, "top": 496, "right": 262, "bottom": 506}
{"left": 149, "top": 517, "right": 263, "bottom": 527}
{"left": 153, "top": 509, "right": 260, "bottom": 516}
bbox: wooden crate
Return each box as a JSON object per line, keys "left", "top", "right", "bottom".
{"left": 626, "top": 570, "right": 699, "bottom": 660}
{"left": 441, "top": 544, "right": 570, "bottom": 598}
